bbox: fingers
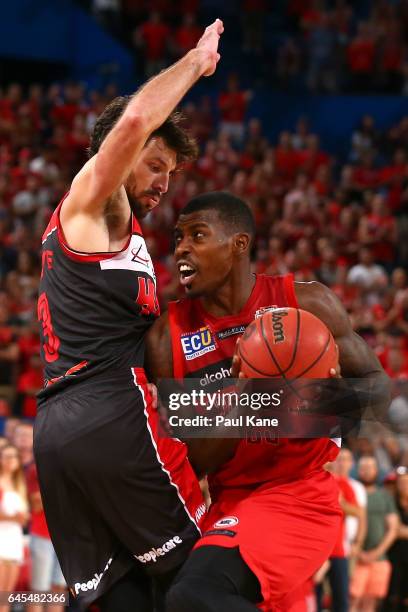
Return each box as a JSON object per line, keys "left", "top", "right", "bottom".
{"left": 329, "top": 365, "right": 341, "bottom": 378}
{"left": 215, "top": 18, "right": 224, "bottom": 34}
{"left": 206, "top": 18, "right": 224, "bottom": 36}
{"left": 147, "top": 383, "right": 158, "bottom": 409}
{"left": 231, "top": 354, "right": 241, "bottom": 378}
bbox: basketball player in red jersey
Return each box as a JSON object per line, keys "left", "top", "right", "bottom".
{"left": 35, "top": 21, "right": 223, "bottom": 612}
{"left": 145, "top": 191, "right": 390, "bottom": 611}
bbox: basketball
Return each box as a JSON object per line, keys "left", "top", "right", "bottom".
{"left": 238, "top": 307, "right": 338, "bottom": 379}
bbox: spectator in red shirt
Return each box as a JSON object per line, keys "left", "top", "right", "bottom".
{"left": 383, "top": 347, "right": 408, "bottom": 380}
{"left": 17, "top": 319, "right": 40, "bottom": 374}
{"left": 134, "top": 12, "right": 171, "bottom": 77}
{"left": 172, "top": 14, "right": 202, "bottom": 60}
{"left": 297, "top": 134, "right": 329, "bottom": 178}
{"left": 26, "top": 462, "right": 66, "bottom": 612}
{"left": 347, "top": 22, "right": 376, "bottom": 92}
{"left": 0, "top": 303, "right": 19, "bottom": 390}
{"left": 15, "top": 354, "right": 43, "bottom": 419}
{"left": 218, "top": 73, "right": 252, "bottom": 146}
{"left": 377, "top": 22, "right": 404, "bottom": 93}
{"left": 51, "top": 83, "right": 85, "bottom": 129}
{"left": 352, "top": 151, "right": 380, "bottom": 191}
{"left": 358, "top": 194, "right": 398, "bottom": 267}
{"left": 274, "top": 131, "right": 299, "bottom": 182}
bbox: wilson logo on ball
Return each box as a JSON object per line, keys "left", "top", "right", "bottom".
{"left": 271, "top": 309, "right": 288, "bottom": 343}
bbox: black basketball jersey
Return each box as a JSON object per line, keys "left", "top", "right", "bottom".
{"left": 38, "top": 195, "right": 159, "bottom": 398}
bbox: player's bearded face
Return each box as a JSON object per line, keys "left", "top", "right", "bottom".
{"left": 125, "top": 177, "right": 161, "bottom": 219}
{"left": 125, "top": 138, "right": 177, "bottom": 219}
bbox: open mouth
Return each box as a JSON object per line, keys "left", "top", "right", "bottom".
{"left": 178, "top": 263, "right": 197, "bottom": 287}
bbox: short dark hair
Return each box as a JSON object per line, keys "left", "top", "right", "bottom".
{"left": 88, "top": 95, "right": 198, "bottom": 163}
{"left": 179, "top": 191, "right": 256, "bottom": 240}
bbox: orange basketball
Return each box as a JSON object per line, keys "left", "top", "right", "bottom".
{"left": 238, "top": 307, "right": 338, "bottom": 379}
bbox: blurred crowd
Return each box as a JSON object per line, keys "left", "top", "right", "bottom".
{"left": 279, "top": 0, "right": 408, "bottom": 94}
{"left": 80, "top": 0, "right": 408, "bottom": 94}
{"left": 0, "top": 421, "right": 66, "bottom": 612}
{"left": 0, "top": 74, "right": 407, "bottom": 609}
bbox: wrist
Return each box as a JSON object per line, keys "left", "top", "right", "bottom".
{"left": 188, "top": 48, "right": 212, "bottom": 78}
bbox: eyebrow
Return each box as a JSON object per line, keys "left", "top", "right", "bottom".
{"left": 149, "top": 156, "right": 177, "bottom": 173}
{"left": 174, "top": 221, "right": 210, "bottom": 234}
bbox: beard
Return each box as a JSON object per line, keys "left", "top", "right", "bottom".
{"left": 125, "top": 185, "right": 162, "bottom": 220}
{"left": 359, "top": 475, "right": 378, "bottom": 486}
{"left": 128, "top": 194, "right": 148, "bottom": 219}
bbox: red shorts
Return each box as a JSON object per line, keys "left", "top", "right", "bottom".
{"left": 194, "top": 470, "right": 341, "bottom": 611}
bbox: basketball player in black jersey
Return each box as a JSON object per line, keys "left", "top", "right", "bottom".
{"left": 35, "top": 20, "right": 223, "bottom": 612}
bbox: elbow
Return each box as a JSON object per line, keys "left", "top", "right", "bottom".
{"left": 124, "top": 111, "right": 144, "bottom": 133}
{"left": 123, "top": 102, "right": 158, "bottom": 136}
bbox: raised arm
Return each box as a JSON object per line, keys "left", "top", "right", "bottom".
{"left": 61, "top": 20, "right": 223, "bottom": 221}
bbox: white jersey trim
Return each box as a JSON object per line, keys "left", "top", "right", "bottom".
{"left": 131, "top": 368, "right": 201, "bottom": 535}
{"left": 42, "top": 226, "right": 57, "bottom": 245}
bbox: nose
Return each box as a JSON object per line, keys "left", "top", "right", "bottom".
{"left": 174, "top": 236, "right": 191, "bottom": 258}
{"left": 153, "top": 172, "right": 170, "bottom": 195}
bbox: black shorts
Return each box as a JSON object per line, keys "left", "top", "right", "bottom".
{"left": 34, "top": 367, "right": 206, "bottom": 610}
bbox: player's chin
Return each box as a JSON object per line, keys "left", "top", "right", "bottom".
{"left": 183, "top": 279, "right": 203, "bottom": 297}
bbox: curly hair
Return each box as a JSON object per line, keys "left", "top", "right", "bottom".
{"left": 88, "top": 96, "right": 198, "bottom": 163}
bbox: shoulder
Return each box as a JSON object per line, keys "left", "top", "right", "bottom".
{"left": 294, "top": 280, "right": 351, "bottom": 338}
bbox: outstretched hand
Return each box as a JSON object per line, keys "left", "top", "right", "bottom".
{"left": 196, "top": 18, "right": 224, "bottom": 77}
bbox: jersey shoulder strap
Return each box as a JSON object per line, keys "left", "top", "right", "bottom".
{"left": 259, "top": 273, "right": 299, "bottom": 309}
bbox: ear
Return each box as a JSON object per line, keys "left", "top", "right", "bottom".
{"left": 233, "top": 233, "right": 251, "bottom": 255}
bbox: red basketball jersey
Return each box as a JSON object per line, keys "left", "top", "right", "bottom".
{"left": 168, "top": 274, "right": 340, "bottom": 496}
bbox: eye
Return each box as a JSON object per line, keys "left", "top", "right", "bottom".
{"left": 174, "top": 235, "right": 182, "bottom": 244}
{"left": 194, "top": 231, "right": 204, "bottom": 240}
{"left": 149, "top": 164, "right": 161, "bottom": 173}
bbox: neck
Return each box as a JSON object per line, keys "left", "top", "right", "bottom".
{"left": 365, "top": 483, "right": 377, "bottom": 493}
{"left": 200, "top": 266, "right": 255, "bottom": 317}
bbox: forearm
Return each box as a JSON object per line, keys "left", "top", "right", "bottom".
{"left": 341, "top": 500, "right": 361, "bottom": 518}
{"left": 374, "top": 528, "right": 397, "bottom": 557}
{"left": 397, "top": 524, "right": 408, "bottom": 539}
{"left": 128, "top": 49, "right": 208, "bottom": 134}
{"left": 92, "top": 49, "right": 207, "bottom": 197}
{"left": 305, "top": 371, "right": 390, "bottom": 436}
{"left": 355, "top": 512, "right": 367, "bottom": 547}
